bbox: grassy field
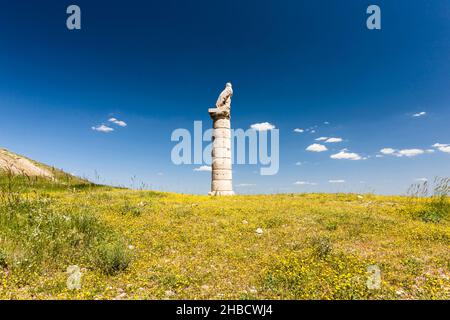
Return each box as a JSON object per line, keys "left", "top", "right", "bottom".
{"left": 0, "top": 173, "right": 449, "bottom": 300}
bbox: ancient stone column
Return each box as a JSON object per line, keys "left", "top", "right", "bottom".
{"left": 208, "top": 83, "right": 234, "bottom": 196}
{"left": 208, "top": 108, "right": 234, "bottom": 196}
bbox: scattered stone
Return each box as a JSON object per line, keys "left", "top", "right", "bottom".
{"left": 256, "top": 228, "right": 263, "bottom": 235}
{"left": 128, "top": 245, "right": 135, "bottom": 250}
{"left": 396, "top": 289, "right": 405, "bottom": 296}
{"left": 242, "top": 220, "right": 248, "bottom": 224}
{"left": 165, "top": 290, "right": 175, "bottom": 297}
{"left": 116, "top": 292, "right": 127, "bottom": 299}
{"left": 66, "top": 265, "right": 82, "bottom": 290}
{"left": 138, "top": 201, "right": 147, "bottom": 207}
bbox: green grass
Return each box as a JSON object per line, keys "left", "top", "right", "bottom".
{"left": 0, "top": 173, "right": 449, "bottom": 299}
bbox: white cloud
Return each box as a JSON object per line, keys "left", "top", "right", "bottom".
{"left": 330, "top": 150, "right": 362, "bottom": 160}
{"left": 329, "top": 179, "right": 345, "bottom": 183}
{"left": 432, "top": 143, "right": 448, "bottom": 148}
{"left": 193, "top": 165, "right": 212, "bottom": 172}
{"left": 236, "top": 183, "right": 255, "bottom": 187}
{"left": 294, "top": 128, "right": 304, "bottom": 133}
{"left": 397, "top": 149, "right": 424, "bottom": 157}
{"left": 380, "top": 148, "right": 396, "bottom": 155}
{"left": 432, "top": 143, "right": 450, "bottom": 154}
{"left": 380, "top": 148, "right": 425, "bottom": 157}
{"left": 92, "top": 125, "right": 114, "bottom": 133}
{"left": 250, "top": 122, "right": 275, "bottom": 131}
{"left": 294, "top": 181, "right": 317, "bottom": 186}
{"left": 295, "top": 161, "right": 302, "bottom": 166}
{"left": 315, "top": 137, "right": 343, "bottom": 143}
{"left": 306, "top": 143, "right": 328, "bottom": 152}
{"left": 439, "top": 146, "right": 450, "bottom": 153}
{"left": 412, "top": 111, "right": 426, "bottom": 117}
{"left": 324, "top": 121, "right": 330, "bottom": 125}
{"left": 415, "top": 178, "right": 428, "bottom": 182}
{"left": 325, "top": 137, "right": 342, "bottom": 143}
{"left": 108, "top": 117, "right": 127, "bottom": 127}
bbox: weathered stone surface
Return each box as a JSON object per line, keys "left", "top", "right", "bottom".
{"left": 212, "top": 169, "right": 232, "bottom": 181}
{"left": 212, "top": 158, "right": 232, "bottom": 170}
{"left": 212, "top": 179, "right": 233, "bottom": 191}
{"left": 212, "top": 147, "right": 231, "bottom": 159}
{"left": 209, "top": 108, "right": 229, "bottom": 119}
{"left": 213, "top": 137, "right": 231, "bottom": 149}
{"left": 209, "top": 190, "right": 234, "bottom": 196}
{"left": 214, "top": 119, "right": 231, "bottom": 129}
{"left": 213, "top": 128, "right": 231, "bottom": 138}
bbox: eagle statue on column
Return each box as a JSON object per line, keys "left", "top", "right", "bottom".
{"left": 215, "top": 82, "right": 233, "bottom": 111}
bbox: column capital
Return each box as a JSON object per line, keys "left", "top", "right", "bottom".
{"left": 209, "top": 108, "right": 230, "bottom": 120}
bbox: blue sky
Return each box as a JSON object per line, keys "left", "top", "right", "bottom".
{"left": 0, "top": 0, "right": 449, "bottom": 194}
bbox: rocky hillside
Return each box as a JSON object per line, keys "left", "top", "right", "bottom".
{"left": 0, "top": 148, "right": 53, "bottom": 177}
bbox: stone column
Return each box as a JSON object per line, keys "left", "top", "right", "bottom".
{"left": 208, "top": 108, "right": 234, "bottom": 196}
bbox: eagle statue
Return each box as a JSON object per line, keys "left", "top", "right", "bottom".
{"left": 215, "top": 82, "right": 233, "bottom": 111}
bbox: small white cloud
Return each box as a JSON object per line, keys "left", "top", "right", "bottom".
{"left": 432, "top": 143, "right": 448, "bottom": 148}
{"left": 437, "top": 146, "right": 450, "bottom": 153}
{"left": 380, "top": 148, "right": 396, "bottom": 155}
{"left": 310, "top": 130, "right": 316, "bottom": 133}
{"left": 330, "top": 150, "right": 362, "bottom": 160}
{"left": 92, "top": 125, "right": 114, "bottom": 133}
{"left": 325, "top": 137, "right": 342, "bottom": 143}
{"left": 294, "top": 181, "right": 317, "bottom": 186}
{"left": 432, "top": 143, "right": 450, "bottom": 154}
{"left": 236, "top": 183, "right": 255, "bottom": 187}
{"left": 380, "top": 147, "right": 426, "bottom": 157}
{"left": 324, "top": 121, "right": 330, "bottom": 125}
{"left": 157, "top": 172, "right": 164, "bottom": 176}
{"left": 415, "top": 178, "right": 428, "bottom": 182}
{"left": 412, "top": 111, "right": 426, "bottom": 118}
{"left": 306, "top": 143, "right": 328, "bottom": 152}
{"left": 439, "top": 146, "right": 450, "bottom": 153}
{"left": 397, "top": 149, "right": 424, "bottom": 157}
{"left": 294, "top": 128, "right": 304, "bottom": 133}
{"left": 315, "top": 137, "right": 328, "bottom": 141}
{"left": 193, "top": 165, "right": 212, "bottom": 172}
{"left": 295, "top": 161, "right": 302, "bottom": 166}
{"left": 250, "top": 122, "right": 275, "bottom": 131}
{"left": 329, "top": 179, "right": 345, "bottom": 183}
{"left": 375, "top": 154, "right": 383, "bottom": 158}
{"left": 109, "top": 117, "right": 127, "bottom": 127}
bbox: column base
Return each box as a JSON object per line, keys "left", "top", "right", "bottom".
{"left": 208, "top": 190, "right": 235, "bottom": 196}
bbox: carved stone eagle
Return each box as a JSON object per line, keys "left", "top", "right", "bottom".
{"left": 215, "top": 83, "right": 233, "bottom": 110}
